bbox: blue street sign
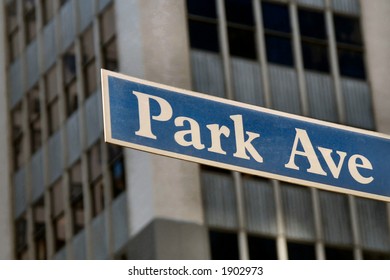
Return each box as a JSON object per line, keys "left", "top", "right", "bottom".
{"left": 101, "top": 69, "right": 390, "bottom": 202}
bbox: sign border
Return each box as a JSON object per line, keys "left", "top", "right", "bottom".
{"left": 101, "top": 69, "right": 390, "bottom": 202}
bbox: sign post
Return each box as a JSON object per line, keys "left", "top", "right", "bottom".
{"left": 101, "top": 69, "right": 390, "bottom": 202}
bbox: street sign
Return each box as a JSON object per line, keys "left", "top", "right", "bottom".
{"left": 101, "top": 69, "right": 390, "bottom": 202}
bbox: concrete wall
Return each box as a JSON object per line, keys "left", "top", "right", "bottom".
{"left": 361, "top": 0, "right": 390, "bottom": 134}
{"left": 115, "top": 0, "right": 208, "bottom": 259}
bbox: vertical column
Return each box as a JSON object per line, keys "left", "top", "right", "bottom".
{"left": 115, "top": 0, "right": 208, "bottom": 259}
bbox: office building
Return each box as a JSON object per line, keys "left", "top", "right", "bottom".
{"left": 0, "top": 0, "right": 390, "bottom": 260}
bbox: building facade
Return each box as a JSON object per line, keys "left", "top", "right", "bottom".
{"left": 0, "top": 0, "right": 390, "bottom": 260}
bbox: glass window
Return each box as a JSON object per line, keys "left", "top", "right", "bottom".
{"left": 91, "top": 178, "right": 105, "bottom": 217}
{"left": 287, "top": 241, "right": 316, "bottom": 260}
{"left": 6, "top": 0, "right": 20, "bottom": 63}
{"left": 7, "top": 0, "right": 18, "bottom": 32}
{"left": 334, "top": 15, "right": 362, "bottom": 46}
{"left": 301, "top": 41, "right": 330, "bottom": 72}
{"left": 108, "top": 144, "right": 126, "bottom": 198}
{"left": 209, "top": 230, "right": 239, "bottom": 260}
{"left": 337, "top": 49, "right": 365, "bottom": 79}
{"left": 188, "top": 20, "right": 219, "bottom": 53}
{"left": 45, "top": 66, "right": 58, "bottom": 102}
{"left": 248, "top": 235, "right": 278, "bottom": 260}
{"left": 363, "top": 250, "right": 390, "bottom": 260}
{"left": 84, "top": 59, "right": 97, "bottom": 98}
{"left": 69, "top": 161, "right": 84, "bottom": 234}
{"left": 88, "top": 141, "right": 104, "bottom": 217}
{"left": 100, "top": 4, "right": 116, "bottom": 44}
{"left": 187, "top": 0, "right": 217, "bottom": 19}
{"left": 63, "top": 45, "right": 76, "bottom": 84}
{"left": 325, "top": 246, "right": 354, "bottom": 260}
{"left": 228, "top": 26, "right": 256, "bottom": 59}
{"left": 28, "top": 86, "right": 42, "bottom": 153}
{"left": 81, "top": 26, "right": 95, "bottom": 64}
{"left": 24, "top": 0, "right": 37, "bottom": 44}
{"left": 41, "top": 0, "right": 54, "bottom": 25}
{"left": 88, "top": 141, "right": 102, "bottom": 181}
{"left": 11, "top": 103, "right": 24, "bottom": 171}
{"left": 65, "top": 79, "right": 78, "bottom": 116}
{"left": 225, "top": 0, "right": 253, "bottom": 26}
{"left": 102, "top": 37, "right": 118, "bottom": 71}
{"left": 51, "top": 179, "right": 66, "bottom": 251}
{"left": 33, "top": 197, "right": 46, "bottom": 259}
{"left": 262, "top": 2, "right": 293, "bottom": 66}
{"left": 47, "top": 97, "right": 60, "bottom": 135}
{"left": 298, "top": 9, "right": 326, "bottom": 40}
{"left": 15, "top": 214, "right": 28, "bottom": 259}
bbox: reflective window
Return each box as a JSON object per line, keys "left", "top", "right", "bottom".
{"left": 209, "top": 230, "right": 239, "bottom": 260}
{"left": 248, "top": 235, "right": 278, "bottom": 260}
{"left": 262, "top": 2, "right": 293, "bottom": 66}
{"left": 108, "top": 144, "right": 126, "bottom": 198}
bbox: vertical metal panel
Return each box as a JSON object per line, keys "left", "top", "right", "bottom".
{"left": 43, "top": 20, "right": 57, "bottom": 71}
{"left": 281, "top": 183, "right": 315, "bottom": 240}
{"left": 306, "top": 71, "right": 338, "bottom": 122}
{"left": 332, "top": 0, "right": 360, "bottom": 15}
{"left": 78, "top": 0, "right": 94, "bottom": 32}
{"left": 297, "top": 0, "right": 325, "bottom": 8}
{"left": 319, "top": 191, "right": 353, "bottom": 245}
{"left": 66, "top": 111, "right": 81, "bottom": 166}
{"left": 72, "top": 230, "right": 87, "bottom": 260}
{"left": 201, "top": 169, "right": 238, "bottom": 229}
{"left": 92, "top": 213, "right": 108, "bottom": 259}
{"left": 60, "top": 0, "right": 75, "bottom": 52}
{"left": 48, "top": 131, "right": 63, "bottom": 185}
{"left": 268, "top": 64, "right": 301, "bottom": 115}
{"left": 31, "top": 148, "right": 44, "bottom": 202}
{"left": 26, "top": 40, "right": 39, "bottom": 89}
{"left": 85, "top": 92, "right": 103, "bottom": 148}
{"left": 341, "top": 78, "right": 374, "bottom": 130}
{"left": 99, "top": 0, "right": 112, "bottom": 11}
{"left": 112, "top": 192, "right": 128, "bottom": 252}
{"left": 356, "top": 198, "right": 390, "bottom": 251}
{"left": 53, "top": 247, "right": 66, "bottom": 260}
{"left": 190, "top": 50, "right": 226, "bottom": 98}
{"left": 13, "top": 167, "right": 26, "bottom": 218}
{"left": 231, "top": 58, "right": 264, "bottom": 106}
{"left": 9, "top": 58, "right": 23, "bottom": 108}
{"left": 243, "top": 176, "right": 277, "bottom": 235}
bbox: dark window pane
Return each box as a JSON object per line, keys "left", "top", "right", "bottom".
{"left": 15, "top": 215, "right": 28, "bottom": 256}
{"left": 338, "top": 48, "right": 366, "bottom": 79}
{"left": 287, "top": 241, "right": 316, "bottom": 260}
{"left": 265, "top": 35, "right": 293, "bottom": 66}
{"left": 187, "top": 0, "right": 217, "bottom": 18}
{"left": 334, "top": 15, "right": 362, "bottom": 46}
{"left": 228, "top": 26, "right": 256, "bottom": 59}
{"left": 225, "top": 0, "right": 254, "bottom": 26}
{"left": 188, "top": 20, "right": 219, "bottom": 52}
{"left": 70, "top": 162, "right": 84, "bottom": 234}
{"left": 81, "top": 26, "right": 95, "bottom": 64}
{"left": 363, "top": 251, "right": 390, "bottom": 260}
{"left": 63, "top": 45, "right": 76, "bottom": 84}
{"left": 301, "top": 41, "right": 329, "bottom": 72}
{"left": 51, "top": 179, "right": 64, "bottom": 217}
{"left": 42, "top": 0, "right": 54, "bottom": 25}
{"left": 65, "top": 79, "right": 78, "bottom": 116}
{"left": 35, "top": 235, "right": 47, "bottom": 259}
{"left": 298, "top": 9, "right": 326, "bottom": 39}
{"left": 25, "top": 9, "right": 37, "bottom": 44}
{"left": 248, "top": 235, "right": 278, "bottom": 260}
{"left": 262, "top": 2, "right": 291, "bottom": 33}
{"left": 7, "top": 1, "right": 18, "bottom": 32}
{"left": 100, "top": 4, "right": 115, "bottom": 44}
{"left": 84, "top": 59, "right": 97, "bottom": 98}
{"left": 33, "top": 198, "right": 45, "bottom": 236}
{"left": 88, "top": 141, "right": 102, "bottom": 181}
{"left": 47, "top": 98, "right": 60, "bottom": 135}
{"left": 53, "top": 214, "right": 66, "bottom": 251}
{"left": 9, "top": 29, "right": 20, "bottom": 62}
{"left": 111, "top": 157, "right": 126, "bottom": 198}
{"left": 325, "top": 246, "right": 354, "bottom": 260}
{"left": 45, "top": 66, "right": 58, "bottom": 101}
{"left": 103, "top": 37, "right": 118, "bottom": 71}
{"left": 30, "top": 117, "right": 42, "bottom": 153}
{"left": 91, "top": 178, "right": 105, "bottom": 217}
{"left": 209, "top": 230, "right": 239, "bottom": 260}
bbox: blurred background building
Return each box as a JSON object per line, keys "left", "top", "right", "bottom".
{"left": 0, "top": 0, "right": 390, "bottom": 260}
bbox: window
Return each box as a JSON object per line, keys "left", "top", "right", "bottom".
{"left": 187, "top": 0, "right": 219, "bottom": 53}
{"left": 81, "top": 26, "right": 97, "bottom": 98}
{"left": 298, "top": 8, "right": 329, "bottom": 72}
{"left": 101, "top": 5, "right": 118, "bottom": 71}
{"left": 24, "top": 0, "right": 37, "bottom": 44}
{"left": 51, "top": 179, "right": 66, "bottom": 252}
{"left": 45, "top": 66, "right": 60, "bottom": 135}
{"left": 325, "top": 246, "right": 354, "bottom": 260}
{"left": 15, "top": 214, "right": 28, "bottom": 259}
{"left": 209, "top": 230, "right": 239, "bottom": 260}
{"left": 287, "top": 241, "right": 316, "bottom": 260}
{"left": 88, "top": 141, "right": 105, "bottom": 217}
{"left": 33, "top": 198, "right": 46, "bottom": 259}
{"left": 6, "top": 0, "right": 20, "bottom": 63}
{"left": 11, "top": 103, "right": 24, "bottom": 171}
{"left": 69, "top": 161, "right": 84, "bottom": 234}
{"left": 262, "top": 2, "right": 294, "bottom": 66}
{"left": 27, "top": 86, "right": 42, "bottom": 153}
{"left": 334, "top": 14, "right": 365, "bottom": 79}
{"left": 226, "top": 0, "right": 256, "bottom": 60}
{"left": 363, "top": 250, "right": 390, "bottom": 260}
{"left": 248, "top": 235, "right": 278, "bottom": 260}
{"left": 63, "top": 45, "right": 78, "bottom": 116}
{"left": 41, "top": 0, "right": 54, "bottom": 25}
{"left": 108, "top": 144, "right": 126, "bottom": 198}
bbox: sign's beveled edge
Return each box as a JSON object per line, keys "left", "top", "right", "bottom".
{"left": 100, "top": 69, "right": 390, "bottom": 202}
